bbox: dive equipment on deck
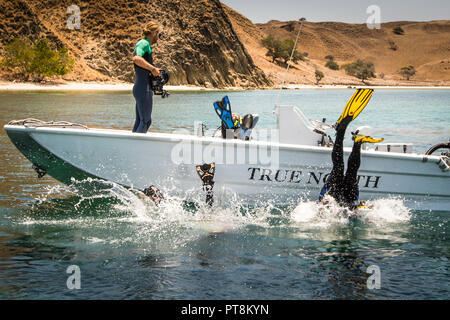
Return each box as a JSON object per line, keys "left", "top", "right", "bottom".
{"left": 213, "top": 96, "right": 259, "bottom": 140}
{"left": 213, "top": 96, "right": 234, "bottom": 131}
{"left": 234, "top": 114, "right": 259, "bottom": 140}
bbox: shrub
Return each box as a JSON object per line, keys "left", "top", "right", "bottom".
{"left": 280, "top": 39, "right": 304, "bottom": 64}
{"left": 282, "top": 21, "right": 296, "bottom": 32}
{"left": 262, "top": 35, "right": 304, "bottom": 64}
{"left": 388, "top": 40, "right": 398, "bottom": 51}
{"left": 343, "top": 59, "right": 376, "bottom": 82}
{"left": 325, "top": 60, "right": 339, "bottom": 70}
{"left": 1, "top": 38, "right": 34, "bottom": 75}
{"left": 1, "top": 38, "right": 74, "bottom": 81}
{"left": 324, "top": 55, "right": 334, "bottom": 61}
{"left": 315, "top": 70, "right": 324, "bottom": 85}
{"left": 261, "top": 35, "right": 284, "bottom": 63}
{"left": 30, "top": 39, "right": 74, "bottom": 81}
{"left": 393, "top": 26, "right": 404, "bottom": 35}
{"left": 398, "top": 65, "right": 416, "bottom": 80}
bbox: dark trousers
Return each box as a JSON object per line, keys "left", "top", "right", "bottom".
{"left": 132, "top": 86, "right": 153, "bottom": 133}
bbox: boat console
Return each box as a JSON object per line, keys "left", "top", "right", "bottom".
{"left": 273, "top": 105, "right": 332, "bottom": 147}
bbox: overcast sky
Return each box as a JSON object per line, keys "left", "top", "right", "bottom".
{"left": 221, "top": 0, "right": 450, "bottom": 23}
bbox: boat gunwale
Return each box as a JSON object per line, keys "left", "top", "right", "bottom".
{"left": 3, "top": 124, "right": 444, "bottom": 164}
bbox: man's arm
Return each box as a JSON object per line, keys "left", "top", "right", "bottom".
{"left": 132, "top": 56, "right": 161, "bottom": 77}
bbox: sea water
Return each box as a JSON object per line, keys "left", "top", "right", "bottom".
{"left": 0, "top": 89, "right": 448, "bottom": 299}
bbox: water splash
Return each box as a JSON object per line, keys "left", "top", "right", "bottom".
{"left": 19, "top": 178, "right": 412, "bottom": 248}
{"left": 21, "top": 178, "right": 279, "bottom": 238}
{"left": 291, "top": 196, "right": 411, "bottom": 228}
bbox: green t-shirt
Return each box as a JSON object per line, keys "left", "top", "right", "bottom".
{"left": 134, "top": 37, "right": 152, "bottom": 57}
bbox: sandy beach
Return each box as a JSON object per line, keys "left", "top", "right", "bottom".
{"left": 0, "top": 81, "right": 218, "bottom": 91}
{"left": 0, "top": 81, "right": 449, "bottom": 91}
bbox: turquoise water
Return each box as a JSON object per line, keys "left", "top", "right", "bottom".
{"left": 0, "top": 89, "right": 449, "bottom": 299}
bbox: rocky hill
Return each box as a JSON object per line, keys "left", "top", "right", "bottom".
{"left": 1, "top": 0, "right": 448, "bottom": 87}
{"left": 223, "top": 4, "right": 450, "bottom": 86}
{"left": 0, "top": 0, "right": 271, "bottom": 88}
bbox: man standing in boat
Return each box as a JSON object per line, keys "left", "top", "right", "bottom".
{"left": 132, "top": 21, "right": 162, "bottom": 133}
{"left": 318, "top": 89, "right": 384, "bottom": 210}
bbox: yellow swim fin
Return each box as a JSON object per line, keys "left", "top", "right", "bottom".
{"left": 337, "top": 89, "right": 374, "bottom": 124}
{"left": 353, "top": 135, "right": 384, "bottom": 144}
{"left": 356, "top": 201, "right": 372, "bottom": 211}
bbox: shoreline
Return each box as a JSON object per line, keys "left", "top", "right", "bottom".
{"left": 0, "top": 81, "right": 449, "bottom": 91}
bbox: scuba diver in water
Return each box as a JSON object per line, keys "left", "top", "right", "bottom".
{"left": 132, "top": 21, "right": 163, "bottom": 133}
{"left": 318, "top": 89, "right": 384, "bottom": 211}
{"left": 139, "top": 163, "right": 216, "bottom": 207}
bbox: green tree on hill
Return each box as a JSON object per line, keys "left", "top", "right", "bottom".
{"left": 261, "top": 35, "right": 284, "bottom": 63}
{"left": 282, "top": 21, "right": 296, "bottom": 32}
{"left": 280, "top": 39, "right": 304, "bottom": 64}
{"left": 325, "top": 60, "right": 339, "bottom": 70}
{"left": 324, "top": 55, "right": 339, "bottom": 69}
{"left": 1, "top": 38, "right": 34, "bottom": 76}
{"left": 30, "top": 39, "right": 74, "bottom": 81}
{"left": 262, "top": 35, "right": 304, "bottom": 65}
{"left": 399, "top": 65, "right": 416, "bottom": 80}
{"left": 343, "top": 59, "right": 376, "bottom": 83}
{"left": 315, "top": 70, "right": 324, "bottom": 85}
{"left": 1, "top": 38, "right": 74, "bottom": 81}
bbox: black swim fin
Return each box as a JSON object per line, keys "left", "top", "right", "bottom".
{"left": 196, "top": 163, "right": 215, "bottom": 206}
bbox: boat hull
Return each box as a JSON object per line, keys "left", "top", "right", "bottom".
{"left": 4, "top": 125, "right": 450, "bottom": 210}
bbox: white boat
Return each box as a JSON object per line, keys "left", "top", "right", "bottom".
{"left": 4, "top": 105, "right": 450, "bottom": 210}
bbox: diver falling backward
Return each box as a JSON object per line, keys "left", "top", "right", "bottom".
{"left": 318, "top": 89, "right": 384, "bottom": 210}
{"left": 140, "top": 163, "right": 216, "bottom": 207}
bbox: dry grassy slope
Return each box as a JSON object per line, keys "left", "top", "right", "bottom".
{"left": 0, "top": 0, "right": 271, "bottom": 87}
{"left": 223, "top": 4, "right": 450, "bottom": 85}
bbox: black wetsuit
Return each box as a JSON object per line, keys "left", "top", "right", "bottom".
{"left": 132, "top": 38, "right": 153, "bottom": 133}
{"left": 319, "top": 120, "right": 362, "bottom": 208}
